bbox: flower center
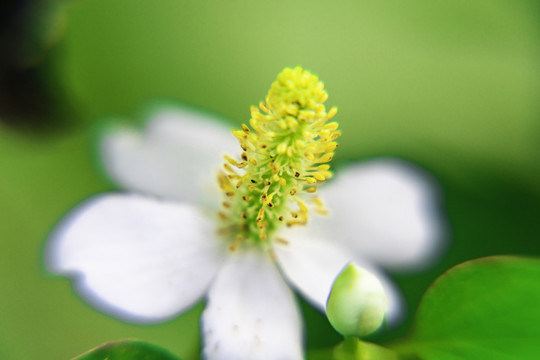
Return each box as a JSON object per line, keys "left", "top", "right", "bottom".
{"left": 217, "top": 66, "right": 340, "bottom": 250}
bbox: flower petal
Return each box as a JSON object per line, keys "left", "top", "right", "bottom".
{"left": 101, "top": 106, "right": 239, "bottom": 208}
{"left": 46, "top": 193, "right": 225, "bottom": 323}
{"left": 273, "top": 228, "right": 404, "bottom": 324}
{"left": 319, "top": 159, "right": 444, "bottom": 270}
{"left": 202, "top": 249, "right": 303, "bottom": 360}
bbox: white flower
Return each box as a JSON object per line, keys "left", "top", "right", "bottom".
{"left": 46, "top": 107, "right": 443, "bottom": 358}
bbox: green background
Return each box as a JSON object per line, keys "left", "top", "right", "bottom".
{"left": 1, "top": 0, "right": 539, "bottom": 359}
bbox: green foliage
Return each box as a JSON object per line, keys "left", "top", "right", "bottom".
{"left": 74, "top": 340, "right": 181, "bottom": 360}
{"left": 63, "top": 256, "right": 540, "bottom": 359}
{"left": 391, "top": 256, "right": 540, "bottom": 359}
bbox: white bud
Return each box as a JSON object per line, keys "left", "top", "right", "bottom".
{"left": 326, "top": 263, "right": 388, "bottom": 337}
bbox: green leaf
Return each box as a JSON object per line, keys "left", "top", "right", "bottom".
{"left": 73, "top": 339, "right": 181, "bottom": 360}
{"left": 392, "top": 256, "right": 540, "bottom": 359}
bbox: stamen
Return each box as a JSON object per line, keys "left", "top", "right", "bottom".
{"left": 216, "top": 66, "right": 340, "bottom": 247}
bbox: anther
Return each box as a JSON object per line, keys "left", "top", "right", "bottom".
{"left": 217, "top": 226, "right": 233, "bottom": 236}
{"left": 296, "top": 200, "right": 308, "bottom": 213}
{"left": 313, "top": 197, "right": 324, "bottom": 207}
{"left": 286, "top": 147, "right": 295, "bottom": 157}
{"left": 323, "top": 122, "right": 339, "bottom": 131}
{"left": 256, "top": 207, "right": 265, "bottom": 222}
{"left": 232, "top": 130, "right": 245, "bottom": 141}
{"left": 328, "top": 107, "right": 338, "bottom": 120}
{"left": 317, "top": 153, "right": 334, "bottom": 163}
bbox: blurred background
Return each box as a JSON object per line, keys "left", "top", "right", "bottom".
{"left": 1, "top": 0, "right": 539, "bottom": 359}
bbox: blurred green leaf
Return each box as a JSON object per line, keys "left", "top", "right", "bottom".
{"left": 307, "top": 347, "right": 335, "bottom": 360}
{"left": 52, "top": 0, "right": 540, "bottom": 190}
{"left": 392, "top": 256, "right": 540, "bottom": 359}
{"left": 74, "top": 339, "right": 181, "bottom": 360}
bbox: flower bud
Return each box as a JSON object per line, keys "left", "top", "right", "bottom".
{"left": 326, "top": 263, "right": 387, "bottom": 337}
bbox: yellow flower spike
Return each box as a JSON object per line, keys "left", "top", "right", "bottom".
{"left": 217, "top": 66, "right": 340, "bottom": 246}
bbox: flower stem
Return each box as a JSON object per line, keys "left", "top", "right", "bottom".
{"left": 343, "top": 336, "right": 362, "bottom": 356}
{"left": 334, "top": 336, "right": 398, "bottom": 360}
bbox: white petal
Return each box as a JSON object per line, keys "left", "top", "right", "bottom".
{"left": 319, "top": 159, "right": 444, "bottom": 270}
{"left": 101, "top": 106, "right": 239, "bottom": 209}
{"left": 202, "top": 249, "right": 303, "bottom": 360}
{"left": 273, "top": 228, "right": 403, "bottom": 324}
{"left": 46, "top": 194, "right": 225, "bottom": 323}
